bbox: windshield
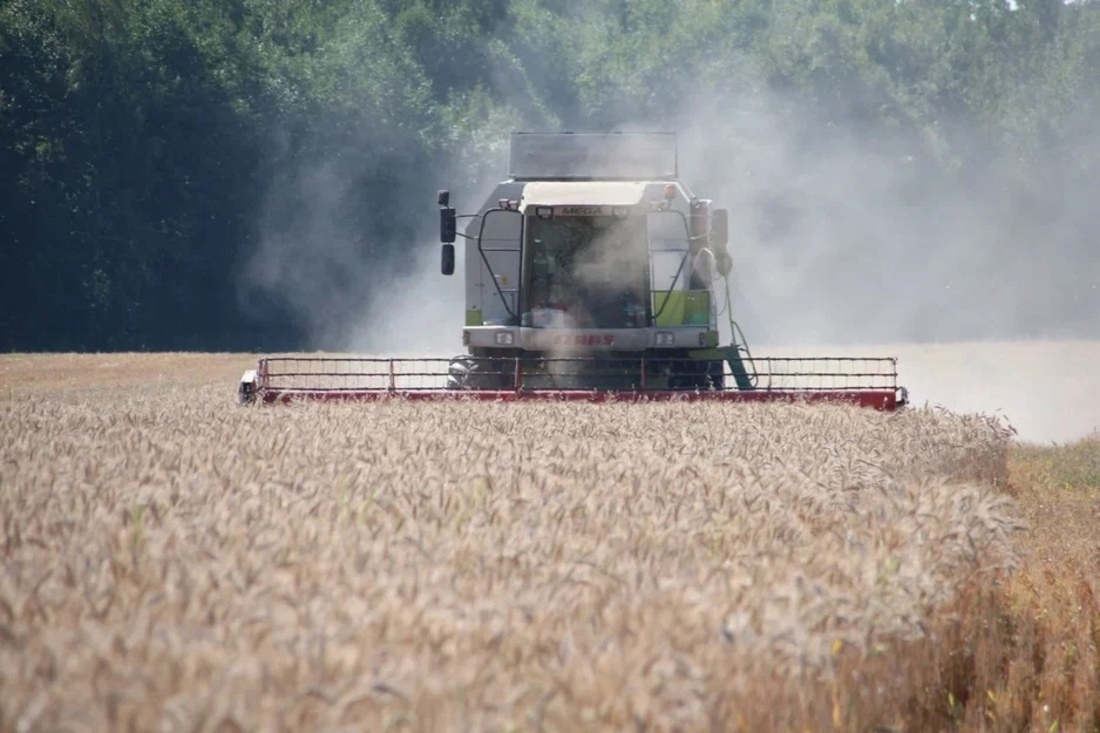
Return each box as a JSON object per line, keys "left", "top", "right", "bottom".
{"left": 523, "top": 215, "right": 648, "bottom": 329}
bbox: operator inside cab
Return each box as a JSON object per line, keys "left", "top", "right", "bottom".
{"left": 523, "top": 214, "right": 647, "bottom": 329}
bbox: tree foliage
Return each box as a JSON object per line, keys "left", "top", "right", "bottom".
{"left": 2, "top": 0, "right": 1097, "bottom": 349}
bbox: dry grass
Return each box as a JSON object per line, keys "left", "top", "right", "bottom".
{"left": 0, "top": 354, "right": 1091, "bottom": 732}
{"left": 922, "top": 436, "right": 1100, "bottom": 733}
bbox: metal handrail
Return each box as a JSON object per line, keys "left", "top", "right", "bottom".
{"left": 257, "top": 356, "right": 899, "bottom": 394}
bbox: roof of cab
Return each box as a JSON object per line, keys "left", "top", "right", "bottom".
{"left": 519, "top": 181, "right": 649, "bottom": 209}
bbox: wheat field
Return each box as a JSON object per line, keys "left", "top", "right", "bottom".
{"left": 0, "top": 353, "right": 1092, "bottom": 732}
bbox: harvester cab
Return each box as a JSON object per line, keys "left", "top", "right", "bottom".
{"left": 238, "top": 132, "right": 908, "bottom": 408}
{"left": 437, "top": 132, "right": 751, "bottom": 392}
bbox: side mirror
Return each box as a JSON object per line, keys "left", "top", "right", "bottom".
{"left": 440, "top": 207, "right": 456, "bottom": 243}
{"left": 441, "top": 243, "right": 455, "bottom": 276}
{"left": 711, "top": 208, "right": 729, "bottom": 248}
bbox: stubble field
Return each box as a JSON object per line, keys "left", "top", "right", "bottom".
{"left": 0, "top": 351, "right": 1097, "bottom": 732}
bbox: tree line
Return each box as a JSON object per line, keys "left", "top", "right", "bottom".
{"left": 2, "top": 0, "right": 1097, "bottom": 351}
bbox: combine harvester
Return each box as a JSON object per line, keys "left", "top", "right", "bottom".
{"left": 239, "top": 132, "right": 908, "bottom": 409}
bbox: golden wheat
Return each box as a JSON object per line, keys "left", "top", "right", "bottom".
{"left": 0, "top": 368, "right": 1019, "bottom": 732}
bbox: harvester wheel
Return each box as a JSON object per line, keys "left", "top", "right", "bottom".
{"left": 706, "top": 360, "right": 726, "bottom": 391}
{"left": 445, "top": 356, "right": 511, "bottom": 390}
{"left": 668, "top": 360, "right": 707, "bottom": 391}
{"left": 668, "top": 360, "right": 725, "bottom": 391}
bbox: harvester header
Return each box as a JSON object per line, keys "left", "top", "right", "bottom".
{"left": 239, "top": 131, "right": 908, "bottom": 409}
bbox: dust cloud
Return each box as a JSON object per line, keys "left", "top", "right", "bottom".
{"left": 242, "top": 122, "right": 508, "bottom": 357}
{"left": 242, "top": 153, "right": 394, "bottom": 349}
{"left": 339, "top": 146, "right": 510, "bottom": 357}
{"left": 771, "top": 340, "right": 1100, "bottom": 444}
{"left": 345, "top": 236, "right": 467, "bottom": 357}
{"left": 571, "top": 222, "right": 646, "bottom": 295}
{"left": 244, "top": 28, "right": 1099, "bottom": 443}
{"left": 667, "top": 83, "right": 1099, "bottom": 442}
{"left": 674, "top": 89, "right": 1099, "bottom": 348}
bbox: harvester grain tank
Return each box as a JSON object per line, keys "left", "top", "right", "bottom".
{"left": 238, "top": 132, "right": 908, "bottom": 408}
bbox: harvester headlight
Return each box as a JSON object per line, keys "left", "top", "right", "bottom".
{"left": 655, "top": 331, "right": 675, "bottom": 346}
{"left": 494, "top": 331, "right": 515, "bottom": 346}
{"left": 612, "top": 206, "right": 630, "bottom": 218}
{"left": 534, "top": 206, "right": 554, "bottom": 220}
